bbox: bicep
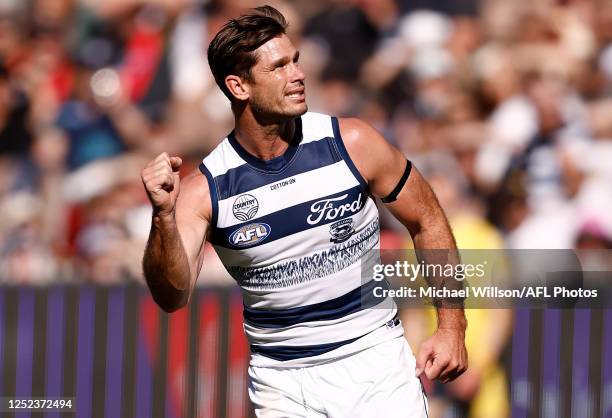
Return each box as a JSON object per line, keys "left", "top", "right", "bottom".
{"left": 339, "top": 118, "right": 447, "bottom": 236}
{"left": 384, "top": 166, "right": 446, "bottom": 236}
{"left": 338, "top": 117, "right": 410, "bottom": 199}
{"left": 174, "top": 172, "right": 212, "bottom": 284}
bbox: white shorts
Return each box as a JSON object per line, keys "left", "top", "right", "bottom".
{"left": 248, "top": 336, "right": 429, "bottom": 418}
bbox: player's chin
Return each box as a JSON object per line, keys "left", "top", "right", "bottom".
{"left": 283, "top": 101, "right": 308, "bottom": 117}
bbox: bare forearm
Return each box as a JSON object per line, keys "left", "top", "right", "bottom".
{"left": 142, "top": 213, "right": 192, "bottom": 312}
{"left": 411, "top": 214, "right": 455, "bottom": 249}
{"left": 412, "top": 215, "right": 467, "bottom": 331}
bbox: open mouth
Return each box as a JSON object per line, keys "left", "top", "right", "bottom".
{"left": 286, "top": 88, "right": 305, "bottom": 100}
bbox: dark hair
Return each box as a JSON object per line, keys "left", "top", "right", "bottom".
{"left": 207, "top": 5, "right": 288, "bottom": 100}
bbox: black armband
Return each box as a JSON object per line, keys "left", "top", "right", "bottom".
{"left": 381, "top": 159, "right": 412, "bottom": 203}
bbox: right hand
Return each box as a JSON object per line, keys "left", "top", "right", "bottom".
{"left": 141, "top": 152, "right": 183, "bottom": 216}
{"left": 415, "top": 328, "right": 467, "bottom": 383}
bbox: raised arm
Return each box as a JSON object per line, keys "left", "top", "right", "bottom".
{"left": 339, "top": 118, "right": 467, "bottom": 382}
{"left": 141, "top": 153, "right": 211, "bottom": 312}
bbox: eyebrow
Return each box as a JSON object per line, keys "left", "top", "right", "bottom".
{"left": 270, "top": 51, "right": 300, "bottom": 68}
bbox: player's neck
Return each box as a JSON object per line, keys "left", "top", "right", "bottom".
{"left": 233, "top": 109, "right": 296, "bottom": 161}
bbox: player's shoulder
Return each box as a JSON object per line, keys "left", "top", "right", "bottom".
{"left": 337, "top": 117, "right": 388, "bottom": 150}
{"left": 181, "top": 168, "right": 211, "bottom": 191}
{"left": 336, "top": 117, "right": 391, "bottom": 161}
{"left": 335, "top": 117, "right": 403, "bottom": 188}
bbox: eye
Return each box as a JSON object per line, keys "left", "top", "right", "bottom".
{"left": 272, "top": 61, "right": 288, "bottom": 71}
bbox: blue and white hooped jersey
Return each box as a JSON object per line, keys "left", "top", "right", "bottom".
{"left": 199, "top": 112, "right": 401, "bottom": 367}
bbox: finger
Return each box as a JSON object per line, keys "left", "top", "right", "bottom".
{"left": 144, "top": 153, "right": 170, "bottom": 171}
{"left": 144, "top": 158, "right": 177, "bottom": 178}
{"left": 142, "top": 161, "right": 172, "bottom": 181}
{"left": 425, "top": 357, "right": 448, "bottom": 381}
{"left": 170, "top": 156, "right": 182, "bottom": 171}
{"left": 149, "top": 158, "right": 174, "bottom": 173}
{"left": 415, "top": 344, "right": 433, "bottom": 376}
{"left": 440, "top": 368, "right": 462, "bottom": 384}
{"left": 160, "top": 173, "right": 175, "bottom": 188}
{"left": 146, "top": 174, "right": 174, "bottom": 192}
{"left": 440, "top": 368, "right": 464, "bottom": 383}
{"left": 142, "top": 165, "right": 173, "bottom": 185}
{"left": 420, "top": 359, "right": 433, "bottom": 380}
{"left": 453, "top": 361, "right": 468, "bottom": 379}
{"left": 154, "top": 152, "right": 170, "bottom": 164}
{"left": 438, "top": 361, "right": 460, "bottom": 382}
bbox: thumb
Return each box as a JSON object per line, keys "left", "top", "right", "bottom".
{"left": 170, "top": 157, "right": 182, "bottom": 172}
{"left": 415, "top": 344, "right": 433, "bottom": 377}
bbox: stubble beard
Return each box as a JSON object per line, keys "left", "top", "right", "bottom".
{"left": 250, "top": 92, "right": 307, "bottom": 122}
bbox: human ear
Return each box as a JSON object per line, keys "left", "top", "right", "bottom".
{"left": 225, "top": 75, "right": 250, "bottom": 101}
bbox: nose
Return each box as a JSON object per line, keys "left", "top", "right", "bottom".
{"left": 290, "top": 62, "right": 305, "bottom": 83}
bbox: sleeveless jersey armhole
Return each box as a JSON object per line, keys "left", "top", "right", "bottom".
{"left": 330, "top": 117, "right": 369, "bottom": 193}
{"left": 198, "top": 162, "right": 219, "bottom": 228}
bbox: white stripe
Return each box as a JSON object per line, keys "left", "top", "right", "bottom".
{"left": 240, "top": 260, "right": 369, "bottom": 309}
{"left": 301, "top": 112, "right": 334, "bottom": 144}
{"left": 217, "top": 161, "right": 359, "bottom": 228}
{"left": 244, "top": 299, "right": 397, "bottom": 346}
{"left": 202, "top": 139, "right": 246, "bottom": 177}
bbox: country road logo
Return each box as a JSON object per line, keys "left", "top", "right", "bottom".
{"left": 233, "top": 194, "right": 259, "bottom": 221}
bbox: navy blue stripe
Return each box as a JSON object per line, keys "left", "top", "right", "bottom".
{"left": 210, "top": 185, "right": 367, "bottom": 248}
{"left": 198, "top": 163, "right": 219, "bottom": 227}
{"left": 331, "top": 117, "right": 369, "bottom": 191}
{"left": 243, "top": 279, "right": 387, "bottom": 328}
{"left": 215, "top": 137, "right": 341, "bottom": 200}
{"left": 250, "top": 316, "right": 399, "bottom": 361}
{"left": 250, "top": 336, "right": 362, "bottom": 361}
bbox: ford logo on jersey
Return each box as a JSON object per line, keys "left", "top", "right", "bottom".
{"left": 307, "top": 193, "right": 364, "bottom": 225}
{"left": 229, "top": 223, "right": 271, "bottom": 247}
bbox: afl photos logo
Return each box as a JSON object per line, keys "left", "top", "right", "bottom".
{"left": 233, "top": 194, "right": 259, "bottom": 221}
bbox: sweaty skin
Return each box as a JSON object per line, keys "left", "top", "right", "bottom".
{"left": 141, "top": 33, "right": 467, "bottom": 383}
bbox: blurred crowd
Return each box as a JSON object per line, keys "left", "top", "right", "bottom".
{"left": 2, "top": 0, "right": 612, "bottom": 416}
{"left": 2, "top": 0, "right": 611, "bottom": 287}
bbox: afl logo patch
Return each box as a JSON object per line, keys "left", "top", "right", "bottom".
{"left": 329, "top": 218, "right": 355, "bottom": 243}
{"left": 233, "top": 194, "right": 259, "bottom": 221}
{"left": 230, "top": 223, "right": 271, "bottom": 248}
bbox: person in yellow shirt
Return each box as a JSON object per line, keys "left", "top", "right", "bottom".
{"left": 399, "top": 168, "right": 512, "bottom": 418}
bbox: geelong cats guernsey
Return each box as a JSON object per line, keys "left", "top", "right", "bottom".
{"left": 199, "top": 112, "right": 401, "bottom": 367}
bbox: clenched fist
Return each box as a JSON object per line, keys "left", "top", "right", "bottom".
{"left": 141, "top": 152, "right": 183, "bottom": 216}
